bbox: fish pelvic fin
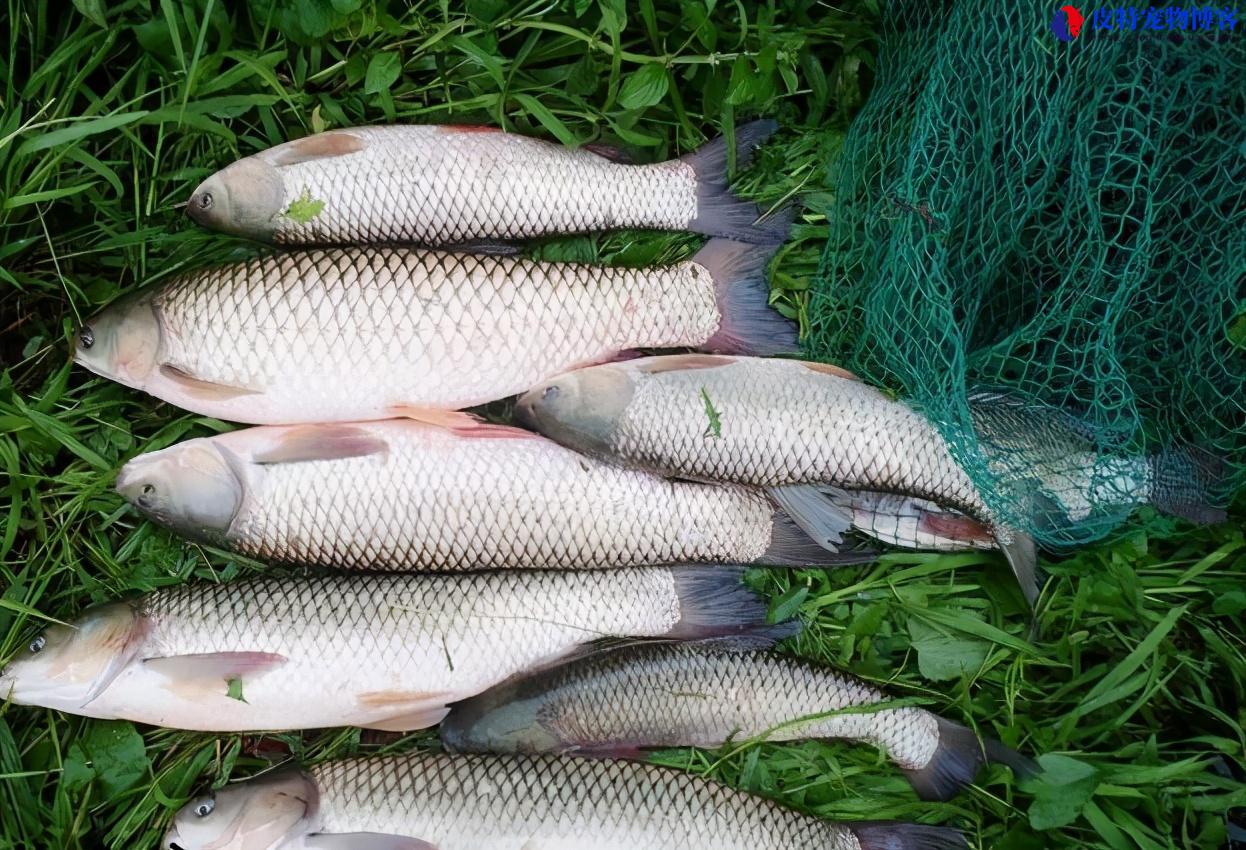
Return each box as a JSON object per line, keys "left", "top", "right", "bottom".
{"left": 694, "top": 239, "right": 799, "bottom": 356}
{"left": 304, "top": 834, "right": 436, "bottom": 850}
{"left": 681, "top": 119, "right": 791, "bottom": 244}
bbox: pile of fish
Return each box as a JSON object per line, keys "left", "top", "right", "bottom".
{"left": 5, "top": 119, "right": 1222, "bottom": 850}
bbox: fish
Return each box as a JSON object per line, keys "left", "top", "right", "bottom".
{"left": 516, "top": 355, "right": 1226, "bottom": 606}
{"left": 114, "top": 420, "right": 868, "bottom": 570}
{"left": 72, "top": 241, "right": 795, "bottom": 424}
{"left": 184, "top": 121, "right": 791, "bottom": 246}
{"left": 161, "top": 751, "right": 967, "bottom": 850}
{"left": 0, "top": 567, "right": 786, "bottom": 732}
{"left": 440, "top": 638, "right": 1036, "bottom": 801}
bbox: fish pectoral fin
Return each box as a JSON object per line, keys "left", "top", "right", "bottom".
{"left": 252, "top": 424, "right": 389, "bottom": 465}
{"left": 304, "top": 833, "right": 437, "bottom": 850}
{"left": 356, "top": 690, "right": 453, "bottom": 731}
{"left": 996, "top": 528, "right": 1042, "bottom": 610}
{"left": 143, "top": 651, "right": 287, "bottom": 687}
{"left": 767, "top": 484, "right": 855, "bottom": 550}
{"left": 266, "top": 131, "right": 366, "bottom": 167}
{"left": 159, "top": 365, "right": 262, "bottom": 401}
{"left": 387, "top": 405, "right": 537, "bottom": 439}
{"left": 635, "top": 353, "right": 736, "bottom": 373}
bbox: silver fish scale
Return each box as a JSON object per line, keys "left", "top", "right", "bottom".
{"left": 270, "top": 126, "right": 698, "bottom": 245}
{"left": 613, "top": 359, "right": 990, "bottom": 518}
{"left": 137, "top": 571, "right": 682, "bottom": 685}
{"left": 153, "top": 248, "right": 718, "bottom": 415}
{"left": 530, "top": 645, "right": 940, "bottom": 770}
{"left": 227, "top": 425, "right": 774, "bottom": 570}
{"left": 311, "top": 752, "right": 862, "bottom": 850}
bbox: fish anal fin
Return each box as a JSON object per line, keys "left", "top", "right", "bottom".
{"left": 268, "top": 131, "right": 366, "bottom": 166}
{"left": 584, "top": 142, "right": 634, "bottom": 164}
{"left": 252, "top": 424, "right": 388, "bottom": 465}
{"left": 305, "top": 833, "right": 437, "bottom": 850}
{"left": 636, "top": 354, "right": 736, "bottom": 374}
{"left": 159, "top": 365, "right": 262, "bottom": 402}
{"left": 766, "top": 484, "right": 854, "bottom": 549}
{"left": 997, "top": 529, "right": 1041, "bottom": 609}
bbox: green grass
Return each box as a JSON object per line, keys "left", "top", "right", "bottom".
{"left": 0, "top": 1, "right": 1243, "bottom": 848}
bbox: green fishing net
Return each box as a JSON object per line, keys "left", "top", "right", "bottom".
{"left": 808, "top": 0, "right": 1246, "bottom": 549}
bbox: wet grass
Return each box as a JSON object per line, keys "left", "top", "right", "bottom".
{"left": 1, "top": 1, "right": 1243, "bottom": 849}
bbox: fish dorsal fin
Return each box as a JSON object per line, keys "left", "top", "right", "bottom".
{"left": 636, "top": 354, "right": 736, "bottom": 374}
{"left": 799, "top": 360, "right": 860, "bottom": 381}
{"left": 388, "top": 405, "right": 537, "bottom": 439}
{"left": 143, "top": 651, "right": 286, "bottom": 683}
{"left": 251, "top": 425, "right": 389, "bottom": 465}
{"left": 305, "top": 834, "right": 438, "bottom": 850}
{"left": 584, "top": 142, "right": 634, "bottom": 164}
{"left": 267, "top": 131, "right": 366, "bottom": 167}
{"left": 159, "top": 365, "right": 262, "bottom": 402}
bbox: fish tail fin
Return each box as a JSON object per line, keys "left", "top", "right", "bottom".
{"left": 901, "top": 716, "right": 1034, "bottom": 801}
{"left": 846, "top": 822, "right": 968, "bottom": 850}
{"left": 761, "top": 485, "right": 876, "bottom": 566}
{"left": 694, "top": 239, "right": 799, "bottom": 356}
{"left": 681, "top": 119, "right": 790, "bottom": 244}
{"left": 996, "top": 528, "right": 1042, "bottom": 610}
{"left": 1148, "top": 444, "right": 1228, "bottom": 524}
{"left": 666, "top": 566, "right": 800, "bottom": 640}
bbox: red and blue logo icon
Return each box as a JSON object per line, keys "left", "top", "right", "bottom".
{"left": 1051, "top": 5, "right": 1086, "bottom": 40}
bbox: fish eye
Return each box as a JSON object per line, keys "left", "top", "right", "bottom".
{"left": 197, "top": 192, "right": 213, "bottom": 210}
{"left": 193, "top": 795, "right": 215, "bottom": 817}
{"left": 137, "top": 483, "right": 156, "bottom": 507}
{"left": 541, "top": 385, "right": 560, "bottom": 401}
{"left": 28, "top": 635, "right": 46, "bottom": 654}
{"left": 78, "top": 326, "right": 95, "bottom": 350}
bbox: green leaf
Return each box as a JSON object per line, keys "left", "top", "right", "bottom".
{"left": 617, "top": 63, "right": 669, "bottom": 110}
{"left": 61, "top": 743, "right": 95, "bottom": 793}
{"left": 72, "top": 0, "right": 106, "bottom": 27}
{"left": 81, "top": 721, "right": 149, "bottom": 797}
{"left": 285, "top": 189, "right": 325, "bottom": 224}
{"left": 1025, "top": 754, "right": 1099, "bottom": 830}
{"left": 907, "top": 617, "right": 990, "bottom": 681}
{"left": 699, "top": 387, "right": 722, "bottom": 438}
{"left": 364, "top": 52, "right": 402, "bottom": 96}
{"left": 226, "top": 676, "right": 245, "bottom": 702}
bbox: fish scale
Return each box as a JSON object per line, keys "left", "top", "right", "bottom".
{"left": 120, "top": 420, "right": 780, "bottom": 570}
{"left": 609, "top": 358, "right": 990, "bottom": 517}
{"left": 310, "top": 752, "right": 865, "bottom": 850}
{"left": 150, "top": 247, "right": 719, "bottom": 423}
{"left": 80, "top": 570, "right": 693, "bottom": 731}
{"left": 264, "top": 127, "right": 698, "bottom": 245}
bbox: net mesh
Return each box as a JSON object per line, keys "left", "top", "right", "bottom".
{"left": 808, "top": 1, "right": 1246, "bottom": 548}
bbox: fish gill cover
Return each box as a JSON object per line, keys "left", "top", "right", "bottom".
{"left": 808, "top": 0, "right": 1246, "bottom": 548}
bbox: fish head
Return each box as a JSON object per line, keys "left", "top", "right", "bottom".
{"left": 0, "top": 603, "right": 144, "bottom": 710}
{"left": 514, "top": 365, "right": 636, "bottom": 457}
{"left": 74, "top": 290, "right": 162, "bottom": 390}
{"left": 164, "top": 770, "right": 318, "bottom": 850}
{"left": 116, "top": 441, "right": 244, "bottom": 544}
{"left": 440, "top": 689, "right": 563, "bottom": 755}
{"left": 186, "top": 158, "right": 285, "bottom": 240}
